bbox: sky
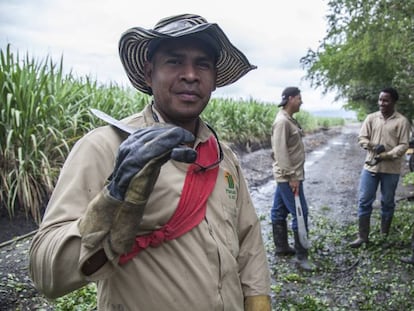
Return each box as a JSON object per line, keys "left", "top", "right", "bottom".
{"left": 0, "top": 0, "right": 350, "bottom": 114}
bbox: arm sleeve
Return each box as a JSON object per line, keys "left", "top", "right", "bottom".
{"left": 358, "top": 116, "right": 373, "bottom": 150}
{"left": 388, "top": 117, "right": 411, "bottom": 158}
{"left": 271, "top": 121, "right": 296, "bottom": 178}
{"left": 29, "top": 128, "right": 121, "bottom": 298}
{"left": 235, "top": 162, "right": 271, "bottom": 297}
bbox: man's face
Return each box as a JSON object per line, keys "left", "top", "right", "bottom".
{"left": 378, "top": 91, "right": 395, "bottom": 116}
{"left": 144, "top": 37, "right": 217, "bottom": 126}
{"left": 290, "top": 94, "right": 303, "bottom": 113}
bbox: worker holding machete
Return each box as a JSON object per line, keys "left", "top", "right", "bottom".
{"left": 270, "top": 87, "right": 314, "bottom": 271}
{"left": 29, "top": 13, "right": 271, "bottom": 310}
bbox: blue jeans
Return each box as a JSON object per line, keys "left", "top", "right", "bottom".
{"left": 271, "top": 181, "right": 308, "bottom": 231}
{"left": 358, "top": 169, "right": 400, "bottom": 218}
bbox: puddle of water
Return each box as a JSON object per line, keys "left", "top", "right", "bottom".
{"left": 305, "top": 146, "right": 329, "bottom": 169}
{"left": 251, "top": 130, "right": 351, "bottom": 218}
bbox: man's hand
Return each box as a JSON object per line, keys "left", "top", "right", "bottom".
{"left": 365, "top": 145, "right": 390, "bottom": 166}
{"left": 108, "top": 125, "right": 196, "bottom": 201}
{"left": 374, "top": 144, "right": 386, "bottom": 154}
{"left": 79, "top": 125, "right": 197, "bottom": 258}
{"left": 244, "top": 295, "right": 271, "bottom": 311}
{"left": 289, "top": 180, "right": 300, "bottom": 195}
{"left": 107, "top": 125, "right": 196, "bottom": 254}
{"left": 375, "top": 152, "right": 393, "bottom": 161}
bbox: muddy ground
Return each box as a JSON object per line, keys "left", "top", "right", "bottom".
{"left": 1, "top": 122, "right": 413, "bottom": 310}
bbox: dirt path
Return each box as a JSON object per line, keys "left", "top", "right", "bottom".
{"left": 303, "top": 123, "right": 412, "bottom": 223}
{"left": 302, "top": 123, "right": 365, "bottom": 224}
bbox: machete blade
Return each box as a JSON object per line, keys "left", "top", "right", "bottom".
{"left": 90, "top": 108, "right": 136, "bottom": 134}
{"left": 295, "top": 195, "right": 311, "bottom": 249}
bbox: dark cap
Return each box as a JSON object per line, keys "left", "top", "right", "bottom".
{"left": 279, "top": 86, "right": 301, "bottom": 106}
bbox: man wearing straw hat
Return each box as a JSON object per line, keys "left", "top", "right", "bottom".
{"left": 29, "top": 13, "right": 271, "bottom": 310}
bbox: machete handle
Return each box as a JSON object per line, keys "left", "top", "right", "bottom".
{"left": 171, "top": 147, "right": 197, "bottom": 163}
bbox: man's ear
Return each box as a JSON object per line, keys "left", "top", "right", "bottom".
{"left": 143, "top": 61, "right": 153, "bottom": 89}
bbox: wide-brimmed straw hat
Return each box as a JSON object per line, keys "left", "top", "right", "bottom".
{"left": 119, "top": 13, "right": 257, "bottom": 95}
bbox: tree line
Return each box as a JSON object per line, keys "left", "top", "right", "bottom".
{"left": 301, "top": 0, "right": 414, "bottom": 122}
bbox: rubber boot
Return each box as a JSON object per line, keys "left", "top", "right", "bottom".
{"left": 349, "top": 215, "right": 370, "bottom": 248}
{"left": 401, "top": 230, "right": 414, "bottom": 264}
{"left": 380, "top": 215, "right": 393, "bottom": 248}
{"left": 293, "top": 230, "right": 314, "bottom": 271}
{"left": 272, "top": 221, "right": 295, "bottom": 256}
{"left": 381, "top": 215, "right": 393, "bottom": 235}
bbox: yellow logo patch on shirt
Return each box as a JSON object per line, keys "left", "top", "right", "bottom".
{"left": 224, "top": 171, "right": 236, "bottom": 200}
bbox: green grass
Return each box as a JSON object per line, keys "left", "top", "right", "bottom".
{"left": 0, "top": 46, "right": 146, "bottom": 222}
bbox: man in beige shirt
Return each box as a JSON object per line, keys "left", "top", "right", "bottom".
{"left": 29, "top": 14, "right": 271, "bottom": 310}
{"left": 350, "top": 87, "right": 410, "bottom": 248}
{"left": 270, "top": 87, "right": 313, "bottom": 271}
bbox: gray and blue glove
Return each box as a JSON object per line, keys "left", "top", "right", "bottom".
{"left": 107, "top": 125, "right": 196, "bottom": 201}
{"left": 79, "top": 125, "right": 197, "bottom": 256}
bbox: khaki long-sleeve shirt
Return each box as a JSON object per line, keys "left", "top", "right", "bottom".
{"left": 29, "top": 104, "right": 271, "bottom": 310}
{"left": 271, "top": 109, "right": 305, "bottom": 182}
{"left": 359, "top": 110, "right": 411, "bottom": 174}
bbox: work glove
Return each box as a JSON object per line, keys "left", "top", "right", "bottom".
{"left": 374, "top": 144, "right": 386, "bottom": 154}
{"left": 244, "top": 295, "right": 271, "bottom": 311}
{"left": 79, "top": 125, "right": 197, "bottom": 256}
{"left": 366, "top": 151, "right": 394, "bottom": 166}
{"left": 361, "top": 141, "right": 374, "bottom": 150}
{"left": 375, "top": 152, "right": 393, "bottom": 161}
{"left": 365, "top": 144, "right": 388, "bottom": 166}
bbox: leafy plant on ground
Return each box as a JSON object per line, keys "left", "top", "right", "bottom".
{"left": 268, "top": 198, "right": 414, "bottom": 311}
{"left": 52, "top": 283, "right": 97, "bottom": 311}
{"left": 403, "top": 172, "right": 414, "bottom": 187}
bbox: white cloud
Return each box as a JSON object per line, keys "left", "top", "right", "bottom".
{"left": 0, "top": 0, "right": 346, "bottom": 113}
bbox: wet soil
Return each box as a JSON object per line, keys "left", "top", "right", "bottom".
{"left": 1, "top": 122, "right": 413, "bottom": 310}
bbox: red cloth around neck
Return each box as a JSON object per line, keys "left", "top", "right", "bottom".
{"left": 119, "top": 135, "right": 219, "bottom": 265}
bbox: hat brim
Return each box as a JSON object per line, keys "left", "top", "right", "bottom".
{"left": 278, "top": 99, "right": 288, "bottom": 107}
{"left": 119, "top": 23, "right": 257, "bottom": 95}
